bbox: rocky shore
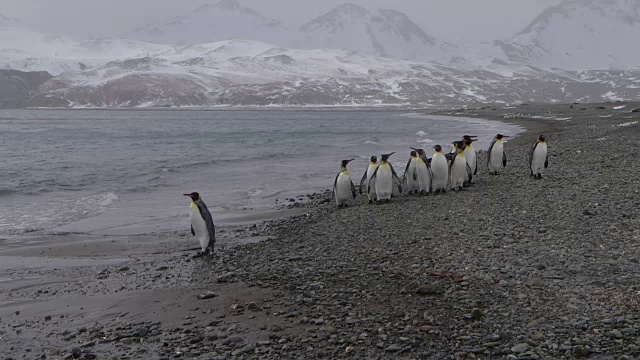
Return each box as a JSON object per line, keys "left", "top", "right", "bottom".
{"left": 1, "top": 103, "right": 639, "bottom": 359}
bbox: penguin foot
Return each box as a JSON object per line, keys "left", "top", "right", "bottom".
{"left": 192, "top": 251, "right": 206, "bottom": 259}
{"left": 537, "top": 174, "right": 543, "bottom": 179}
{"left": 368, "top": 200, "right": 373, "bottom": 204}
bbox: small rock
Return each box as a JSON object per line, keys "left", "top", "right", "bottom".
{"left": 118, "top": 266, "right": 130, "bottom": 272}
{"left": 526, "top": 278, "right": 544, "bottom": 288}
{"left": 70, "top": 347, "right": 81, "bottom": 358}
{"left": 157, "top": 266, "right": 169, "bottom": 271}
{"left": 384, "top": 344, "right": 402, "bottom": 352}
{"left": 511, "top": 343, "right": 529, "bottom": 354}
{"left": 416, "top": 284, "right": 444, "bottom": 295}
{"left": 607, "top": 329, "right": 623, "bottom": 338}
{"left": 470, "top": 308, "right": 483, "bottom": 321}
{"left": 232, "top": 344, "right": 256, "bottom": 356}
{"left": 197, "top": 291, "right": 218, "bottom": 300}
{"left": 44, "top": 315, "right": 52, "bottom": 321}
{"left": 573, "top": 345, "right": 590, "bottom": 358}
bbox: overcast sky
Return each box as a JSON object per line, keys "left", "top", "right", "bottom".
{"left": 3, "top": 0, "right": 564, "bottom": 43}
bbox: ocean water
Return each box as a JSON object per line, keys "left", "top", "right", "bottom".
{"left": 0, "top": 109, "right": 522, "bottom": 240}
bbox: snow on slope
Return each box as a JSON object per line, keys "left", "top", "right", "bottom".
{"left": 125, "top": 0, "right": 288, "bottom": 45}
{"left": 494, "top": 0, "right": 640, "bottom": 70}
{"left": 0, "top": 19, "right": 173, "bottom": 75}
{"left": 25, "top": 39, "right": 640, "bottom": 108}
{"left": 293, "top": 4, "right": 455, "bottom": 63}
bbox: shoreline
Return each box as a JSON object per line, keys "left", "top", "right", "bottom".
{"left": 1, "top": 102, "right": 639, "bottom": 358}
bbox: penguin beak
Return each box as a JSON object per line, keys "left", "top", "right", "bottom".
{"left": 347, "top": 159, "right": 355, "bottom": 163}
{"left": 183, "top": 194, "right": 191, "bottom": 196}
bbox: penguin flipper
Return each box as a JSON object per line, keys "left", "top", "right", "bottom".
{"left": 368, "top": 167, "right": 379, "bottom": 194}
{"left": 389, "top": 163, "right": 403, "bottom": 193}
{"left": 487, "top": 139, "right": 496, "bottom": 167}
{"left": 350, "top": 180, "right": 357, "bottom": 199}
{"left": 196, "top": 200, "right": 216, "bottom": 251}
{"left": 474, "top": 156, "right": 478, "bottom": 175}
{"left": 333, "top": 172, "right": 340, "bottom": 195}
{"left": 403, "top": 158, "right": 412, "bottom": 179}
{"left": 502, "top": 152, "right": 507, "bottom": 167}
{"left": 544, "top": 155, "right": 549, "bottom": 169}
{"left": 190, "top": 225, "right": 195, "bottom": 236}
{"left": 413, "top": 167, "right": 417, "bottom": 181}
{"left": 359, "top": 169, "right": 368, "bottom": 194}
{"left": 466, "top": 163, "right": 473, "bottom": 181}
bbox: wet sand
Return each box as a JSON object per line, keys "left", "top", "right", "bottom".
{"left": 1, "top": 102, "right": 639, "bottom": 359}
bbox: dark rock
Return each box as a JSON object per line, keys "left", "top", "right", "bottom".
{"left": 118, "top": 266, "right": 130, "bottom": 272}
{"left": 470, "top": 308, "right": 484, "bottom": 321}
{"left": 573, "top": 345, "right": 590, "bottom": 358}
{"left": 416, "top": 284, "right": 444, "bottom": 295}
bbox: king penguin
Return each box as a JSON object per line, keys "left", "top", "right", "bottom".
{"left": 462, "top": 135, "right": 478, "bottom": 180}
{"left": 403, "top": 151, "right": 419, "bottom": 195}
{"left": 184, "top": 192, "right": 216, "bottom": 258}
{"left": 529, "top": 135, "right": 549, "bottom": 179}
{"left": 487, "top": 134, "right": 509, "bottom": 175}
{"left": 411, "top": 148, "right": 433, "bottom": 195}
{"left": 334, "top": 159, "right": 357, "bottom": 208}
{"left": 449, "top": 141, "right": 468, "bottom": 191}
{"left": 359, "top": 156, "right": 379, "bottom": 203}
{"left": 430, "top": 145, "right": 449, "bottom": 194}
{"left": 369, "top": 152, "right": 402, "bottom": 203}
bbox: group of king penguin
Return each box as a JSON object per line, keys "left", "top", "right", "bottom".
{"left": 333, "top": 133, "right": 549, "bottom": 208}
{"left": 183, "top": 133, "right": 548, "bottom": 257}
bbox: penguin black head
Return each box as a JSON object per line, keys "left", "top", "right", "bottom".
{"left": 538, "top": 135, "right": 546, "bottom": 142}
{"left": 341, "top": 159, "right": 355, "bottom": 168}
{"left": 496, "top": 134, "right": 509, "bottom": 140}
{"left": 462, "top": 135, "right": 478, "bottom": 141}
{"left": 370, "top": 156, "right": 377, "bottom": 163}
{"left": 434, "top": 145, "right": 442, "bottom": 152}
{"left": 410, "top": 150, "right": 417, "bottom": 157}
{"left": 380, "top": 152, "right": 395, "bottom": 162}
{"left": 183, "top": 192, "right": 200, "bottom": 201}
{"left": 463, "top": 138, "right": 477, "bottom": 146}
{"left": 453, "top": 141, "right": 466, "bottom": 150}
{"left": 411, "top": 147, "right": 425, "bottom": 156}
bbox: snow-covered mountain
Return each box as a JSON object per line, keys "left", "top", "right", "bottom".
{"left": 293, "top": 4, "right": 455, "bottom": 63}
{"left": 126, "top": 0, "right": 288, "bottom": 45}
{"left": 494, "top": 0, "right": 640, "bottom": 70}
{"left": 20, "top": 39, "right": 640, "bottom": 108}
{"left": 125, "top": 1, "right": 456, "bottom": 63}
{"left": 0, "top": 20, "right": 173, "bottom": 75}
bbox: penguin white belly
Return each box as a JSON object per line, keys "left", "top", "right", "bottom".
{"left": 190, "top": 203, "right": 210, "bottom": 251}
{"left": 367, "top": 166, "right": 378, "bottom": 201}
{"left": 489, "top": 142, "right": 504, "bottom": 173}
{"left": 431, "top": 155, "right": 448, "bottom": 191}
{"left": 416, "top": 160, "right": 431, "bottom": 193}
{"left": 407, "top": 159, "right": 419, "bottom": 192}
{"left": 531, "top": 143, "right": 547, "bottom": 175}
{"left": 375, "top": 165, "right": 393, "bottom": 200}
{"left": 335, "top": 172, "right": 352, "bottom": 206}
{"left": 451, "top": 154, "right": 467, "bottom": 189}
{"left": 466, "top": 147, "right": 477, "bottom": 174}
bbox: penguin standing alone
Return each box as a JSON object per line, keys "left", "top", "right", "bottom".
{"left": 430, "top": 145, "right": 449, "bottom": 194}
{"left": 487, "top": 134, "right": 509, "bottom": 175}
{"left": 359, "top": 156, "right": 379, "bottom": 203}
{"left": 403, "top": 151, "right": 419, "bottom": 195}
{"left": 369, "top": 152, "right": 402, "bottom": 203}
{"left": 334, "top": 159, "right": 357, "bottom": 208}
{"left": 184, "top": 192, "right": 216, "bottom": 258}
{"left": 412, "top": 148, "right": 432, "bottom": 195}
{"left": 529, "top": 135, "right": 549, "bottom": 179}
{"left": 449, "top": 141, "right": 468, "bottom": 191}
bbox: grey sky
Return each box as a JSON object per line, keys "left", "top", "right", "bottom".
{"left": 3, "top": 0, "right": 563, "bottom": 43}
